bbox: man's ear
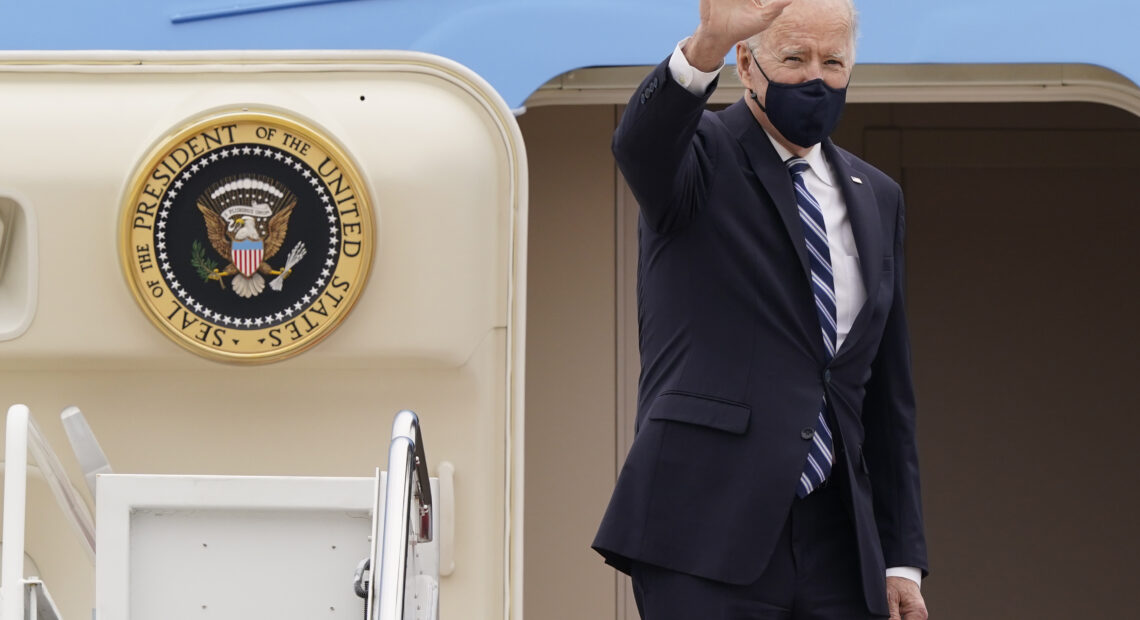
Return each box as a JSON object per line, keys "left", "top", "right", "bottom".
{"left": 734, "top": 43, "right": 753, "bottom": 85}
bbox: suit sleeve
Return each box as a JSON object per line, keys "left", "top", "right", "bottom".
{"left": 612, "top": 57, "right": 719, "bottom": 234}
{"left": 861, "top": 188, "right": 930, "bottom": 576}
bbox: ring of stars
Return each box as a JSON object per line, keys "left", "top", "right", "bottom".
{"left": 155, "top": 143, "right": 340, "bottom": 330}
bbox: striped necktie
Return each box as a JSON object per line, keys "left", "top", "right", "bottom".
{"left": 787, "top": 157, "right": 837, "bottom": 498}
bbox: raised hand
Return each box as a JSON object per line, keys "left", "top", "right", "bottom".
{"left": 686, "top": 0, "right": 796, "bottom": 71}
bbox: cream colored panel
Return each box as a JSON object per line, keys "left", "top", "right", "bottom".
{"left": 0, "top": 62, "right": 516, "bottom": 369}
{"left": 0, "top": 52, "right": 526, "bottom": 620}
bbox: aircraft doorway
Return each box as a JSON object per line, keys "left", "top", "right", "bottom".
{"left": 838, "top": 100, "right": 1140, "bottom": 619}
{"left": 521, "top": 97, "right": 1140, "bottom": 620}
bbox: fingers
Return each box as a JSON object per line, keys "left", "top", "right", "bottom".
{"left": 750, "top": 0, "right": 793, "bottom": 14}
{"left": 901, "top": 596, "right": 930, "bottom": 620}
{"left": 759, "top": 0, "right": 795, "bottom": 15}
{"left": 699, "top": 0, "right": 796, "bottom": 40}
{"left": 902, "top": 604, "right": 930, "bottom": 620}
{"left": 748, "top": 0, "right": 796, "bottom": 38}
{"left": 886, "top": 577, "right": 929, "bottom": 620}
{"left": 886, "top": 581, "right": 902, "bottom": 620}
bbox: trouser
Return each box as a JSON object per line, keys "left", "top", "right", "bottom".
{"left": 630, "top": 468, "right": 884, "bottom": 620}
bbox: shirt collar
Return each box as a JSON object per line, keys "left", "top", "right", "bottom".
{"left": 764, "top": 130, "right": 835, "bottom": 187}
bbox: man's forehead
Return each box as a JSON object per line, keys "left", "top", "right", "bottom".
{"left": 768, "top": 39, "right": 851, "bottom": 57}
{"left": 764, "top": 11, "right": 854, "bottom": 54}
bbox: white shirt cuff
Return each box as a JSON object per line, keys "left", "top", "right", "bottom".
{"left": 886, "top": 566, "right": 922, "bottom": 587}
{"left": 668, "top": 37, "right": 722, "bottom": 96}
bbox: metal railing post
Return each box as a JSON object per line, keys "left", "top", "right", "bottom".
{"left": 371, "top": 410, "right": 434, "bottom": 620}
{"left": 2, "top": 405, "right": 30, "bottom": 620}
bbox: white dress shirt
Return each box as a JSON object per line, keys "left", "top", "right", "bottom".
{"left": 667, "top": 40, "right": 921, "bottom": 588}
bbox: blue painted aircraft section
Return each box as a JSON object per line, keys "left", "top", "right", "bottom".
{"left": 0, "top": 0, "right": 1134, "bottom": 108}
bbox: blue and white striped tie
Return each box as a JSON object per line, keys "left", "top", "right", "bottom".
{"left": 787, "top": 158, "right": 837, "bottom": 498}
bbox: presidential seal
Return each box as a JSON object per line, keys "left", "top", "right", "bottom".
{"left": 121, "top": 111, "right": 374, "bottom": 362}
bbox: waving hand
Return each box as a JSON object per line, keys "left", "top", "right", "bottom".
{"left": 686, "top": 0, "right": 796, "bottom": 71}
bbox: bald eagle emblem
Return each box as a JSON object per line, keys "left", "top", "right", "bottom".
{"left": 193, "top": 176, "right": 307, "bottom": 298}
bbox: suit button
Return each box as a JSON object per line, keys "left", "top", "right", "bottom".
{"left": 651, "top": 77, "right": 659, "bottom": 88}
{"left": 823, "top": 369, "right": 832, "bottom": 384}
{"left": 801, "top": 428, "right": 815, "bottom": 441}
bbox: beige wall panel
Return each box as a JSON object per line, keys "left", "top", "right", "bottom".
{"left": 519, "top": 104, "right": 618, "bottom": 620}
{"left": 0, "top": 54, "right": 525, "bottom": 620}
{"left": 0, "top": 69, "right": 513, "bottom": 368}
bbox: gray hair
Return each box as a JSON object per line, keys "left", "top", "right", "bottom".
{"left": 746, "top": 0, "right": 859, "bottom": 57}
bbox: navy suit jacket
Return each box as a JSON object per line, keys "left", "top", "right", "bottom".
{"left": 592, "top": 59, "right": 928, "bottom": 615}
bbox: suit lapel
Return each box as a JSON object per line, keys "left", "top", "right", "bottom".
{"left": 720, "top": 103, "right": 886, "bottom": 359}
{"left": 822, "top": 140, "right": 883, "bottom": 358}
{"left": 720, "top": 101, "right": 812, "bottom": 281}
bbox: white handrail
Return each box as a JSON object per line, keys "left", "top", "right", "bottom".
{"left": 27, "top": 413, "right": 96, "bottom": 559}
{"left": 2, "top": 404, "right": 95, "bottom": 620}
{"left": 369, "top": 410, "right": 433, "bottom": 620}
{"left": 2, "top": 405, "right": 31, "bottom": 620}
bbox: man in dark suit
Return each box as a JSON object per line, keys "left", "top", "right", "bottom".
{"left": 592, "top": 1, "right": 929, "bottom": 618}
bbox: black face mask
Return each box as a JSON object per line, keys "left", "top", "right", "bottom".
{"left": 748, "top": 51, "right": 848, "bottom": 147}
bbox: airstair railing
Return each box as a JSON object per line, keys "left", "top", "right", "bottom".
{"left": 3, "top": 404, "right": 83, "bottom": 620}
{"left": 368, "top": 410, "right": 433, "bottom": 620}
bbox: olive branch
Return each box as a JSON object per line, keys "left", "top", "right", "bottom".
{"left": 191, "top": 240, "right": 218, "bottom": 281}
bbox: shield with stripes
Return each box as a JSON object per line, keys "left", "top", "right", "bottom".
{"left": 232, "top": 240, "right": 264, "bottom": 277}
